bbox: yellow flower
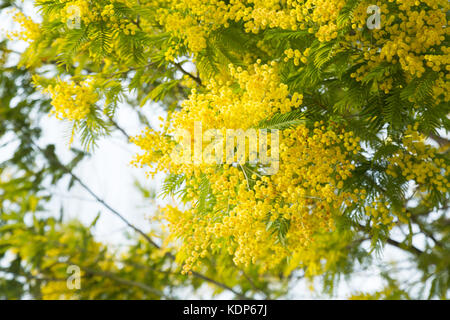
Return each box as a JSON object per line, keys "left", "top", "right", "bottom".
{"left": 44, "top": 78, "right": 98, "bottom": 121}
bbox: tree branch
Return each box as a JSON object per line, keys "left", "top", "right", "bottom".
{"left": 357, "top": 223, "right": 424, "bottom": 256}
{"left": 385, "top": 237, "right": 424, "bottom": 256}
{"left": 173, "top": 62, "right": 203, "bottom": 86}
{"left": 108, "top": 117, "right": 131, "bottom": 141}
{"left": 428, "top": 133, "right": 450, "bottom": 148}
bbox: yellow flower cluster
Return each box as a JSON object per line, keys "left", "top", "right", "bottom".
{"left": 56, "top": 0, "right": 93, "bottom": 24}
{"left": 152, "top": 0, "right": 448, "bottom": 100}
{"left": 101, "top": 4, "right": 115, "bottom": 18}
{"left": 159, "top": 11, "right": 207, "bottom": 54}
{"left": 432, "top": 77, "right": 450, "bottom": 105}
{"left": 7, "top": 10, "right": 40, "bottom": 43}
{"left": 387, "top": 125, "right": 449, "bottom": 193}
{"left": 316, "top": 22, "right": 338, "bottom": 42}
{"left": 364, "top": 198, "right": 395, "bottom": 229}
{"left": 284, "top": 48, "right": 310, "bottom": 66}
{"left": 159, "top": 125, "right": 361, "bottom": 274}
{"left": 132, "top": 63, "right": 363, "bottom": 274}
{"left": 133, "top": 61, "right": 302, "bottom": 174}
{"left": 43, "top": 78, "right": 98, "bottom": 121}
{"left": 156, "top": 0, "right": 346, "bottom": 54}
{"left": 43, "top": 0, "right": 140, "bottom": 35}
{"left": 346, "top": 0, "right": 448, "bottom": 93}
{"left": 23, "top": 0, "right": 447, "bottom": 100}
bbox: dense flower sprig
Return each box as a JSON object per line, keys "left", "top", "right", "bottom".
{"left": 132, "top": 63, "right": 363, "bottom": 273}
{"left": 157, "top": 0, "right": 448, "bottom": 98}
{"left": 43, "top": 78, "right": 98, "bottom": 121}
{"left": 387, "top": 125, "right": 450, "bottom": 193}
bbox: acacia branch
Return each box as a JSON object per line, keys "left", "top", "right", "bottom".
{"left": 428, "top": 133, "right": 450, "bottom": 148}
{"left": 108, "top": 117, "right": 131, "bottom": 141}
{"left": 173, "top": 62, "right": 203, "bottom": 86}
{"left": 357, "top": 223, "right": 424, "bottom": 256}
{"left": 408, "top": 213, "right": 443, "bottom": 247}
{"left": 385, "top": 238, "right": 424, "bottom": 256}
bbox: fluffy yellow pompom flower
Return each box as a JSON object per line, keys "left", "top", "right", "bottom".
{"left": 44, "top": 78, "right": 98, "bottom": 121}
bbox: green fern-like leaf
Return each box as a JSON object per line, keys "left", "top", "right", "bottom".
{"left": 257, "top": 109, "right": 307, "bottom": 130}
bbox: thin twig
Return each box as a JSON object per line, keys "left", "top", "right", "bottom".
{"left": 108, "top": 116, "right": 131, "bottom": 141}
{"left": 357, "top": 223, "right": 423, "bottom": 256}
{"left": 173, "top": 62, "right": 203, "bottom": 86}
